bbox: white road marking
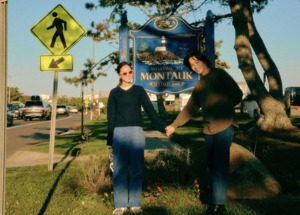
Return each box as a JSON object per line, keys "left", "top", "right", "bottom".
{"left": 6, "top": 115, "right": 73, "bottom": 130}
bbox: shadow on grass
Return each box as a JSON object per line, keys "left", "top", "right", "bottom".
{"left": 130, "top": 206, "right": 169, "bottom": 215}
{"left": 145, "top": 137, "right": 173, "bottom": 151}
{"left": 148, "top": 112, "right": 300, "bottom": 214}
{"left": 240, "top": 196, "right": 300, "bottom": 215}
{"left": 38, "top": 147, "right": 80, "bottom": 215}
{"left": 82, "top": 118, "right": 108, "bottom": 142}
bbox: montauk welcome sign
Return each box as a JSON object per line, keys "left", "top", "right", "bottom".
{"left": 130, "top": 16, "right": 204, "bottom": 94}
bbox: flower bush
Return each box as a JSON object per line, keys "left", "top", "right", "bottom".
{"left": 144, "top": 183, "right": 164, "bottom": 198}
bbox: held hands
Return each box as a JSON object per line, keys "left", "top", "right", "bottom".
{"left": 165, "top": 125, "right": 175, "bottom": 137}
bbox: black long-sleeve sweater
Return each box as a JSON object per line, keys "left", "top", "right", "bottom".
{"left": 106, "top": 85, "right": 165, "bottom": 145}
{"left": 171, "top": 68, "right": 243, "bottom": 134}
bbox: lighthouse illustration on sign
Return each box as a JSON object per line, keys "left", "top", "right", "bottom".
{"left": 136, "top": 35, "right": 182, "bottom": 65}
{"left": 155, "top": 36, "right": 166, "bottom": 52}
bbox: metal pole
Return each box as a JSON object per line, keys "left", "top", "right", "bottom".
{"left": 7, "top": 76, "right": 10, "bottom": 103}
{"left": 119, "top": 12, "right": 129, "bottom": 62}
{"left": 0, "top": 1, "right": 7, "bottom": 214}
{"left": 90, "top": 39, "right": 95, "bottom": 121}
{"left": 81, "top": 71, "right": 84, "bottom": 138}
{"left": 48, "top": 71, "right": 59, "bottom": 171}
{"left": 205, "top": 10, "right": 215, "bottom": 67}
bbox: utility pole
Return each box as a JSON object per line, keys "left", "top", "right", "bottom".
{"left": 80, "top": 70, "right": 84, "bottom": 138}
{"left": 7, "top": 75, "right": 10, "bottom": 103}
{"left": 0, "top": 1, "right": 7, "bottom": 214}
{"left": 90, "top": 39, "right": 95, "bottom": 121}
{"left": 90, "top": 36, "right": 101, "bottom": 120}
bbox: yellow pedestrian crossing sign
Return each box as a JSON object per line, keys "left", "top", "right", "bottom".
{"left": 31, "top": 4, "right": 86, "bottom": 55}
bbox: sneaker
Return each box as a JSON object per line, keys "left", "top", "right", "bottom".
{"left": 112, "top": 207, "right": 127, "bottom": 215}
{"left": 130, "top": 207, "right": 143, "bottom": 213}
{"left": 109, "top": 153, "right": 114, "bottom": 173}
{"left": 109, "top": 162, "right": 114, "bottom": 173}
{"left": 204, "top": 204, "right": 227, "bottom": 215}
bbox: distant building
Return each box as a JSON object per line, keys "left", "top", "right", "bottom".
{"left": 179, "top": 93, "right": 191, "bottom": 110}
{"left": 98, "top": 91, "right": 110, "bottom": 98}
{"left": 148, "top": 93, "right": 157, "bottom": 101}
{"left": 39, "top": 94, "right": 51, "bottom": 101}
{"left": 165, "top": 94, "right": 175, "bottom": 106}
{"left": 84, "top": 91, "right": 110, "bottom": 101}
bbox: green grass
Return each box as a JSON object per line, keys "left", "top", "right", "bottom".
{"left": 5, "top": 112, "right": 300, "bottom": 215}
{"left": 27, "top": 114, "right": 110, "bottom": 156}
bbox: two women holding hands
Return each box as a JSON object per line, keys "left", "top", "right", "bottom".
{"left": 108, "top": 49, "right": 242, "bottom": 215}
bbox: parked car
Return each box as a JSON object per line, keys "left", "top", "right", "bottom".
{"left": 22, "top": 96, "right": 51, "bottom": 121}
{"left": 241, "top": 94, "right": 260, "bottom": 119}
{"left": 68, "top": 106, "right": 78, "bottom": 114}
{"left": 56, "top": 104, "right": 69, "bottom": 116}
{"left": 284, "top": 86, "right": 300, "bottom": 117}
{"left": 8, "top": 102, "right": 22, "bottom": 119}
{"left": 7, "top": 106, "right": 14, "bottom": 126}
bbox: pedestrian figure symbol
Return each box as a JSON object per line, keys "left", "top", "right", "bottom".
{"left": 46, "top": 12, "right": 67, "bottom": 48}
{"left": 31, "top": 4, "right": 86, "bottom": 55}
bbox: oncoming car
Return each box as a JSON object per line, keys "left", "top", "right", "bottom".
{"left": 7, "top": 106, "right": 14, "bottom": 126}
{"left": 8, "top": 102, "right": 22, "bottom": 119}
{"left": 56, "top": 104, "right": 69, "bottom": 116}
{"left": 22, "top": 96, "right": 51, "bottom": 121}
{"left": 68, "top": 106, "right": 78, "bottom": 114}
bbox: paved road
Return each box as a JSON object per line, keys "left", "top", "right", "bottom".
{"left": 6, "top": 114, "right": 175, "bottom": 168}
{"left": 6, "top": 113, "right": 86, "bottom": 158}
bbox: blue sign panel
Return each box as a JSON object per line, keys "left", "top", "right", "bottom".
{"left": 130, "top": 16, "right": 204, "bottom": 94}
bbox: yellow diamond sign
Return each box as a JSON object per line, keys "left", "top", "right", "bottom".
{"left": 31, "top": 4, "right": 86, "bottom": 55}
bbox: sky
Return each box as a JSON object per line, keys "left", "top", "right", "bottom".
{"left": 7, "top": 0, "right": 300, "bottom": 98}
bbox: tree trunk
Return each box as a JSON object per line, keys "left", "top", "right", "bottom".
{"left": 245, "top": 1, "right": 283, "bottom": 100}
{"left": 257, "top": 96, "right": 294, "bottom": 131}
{"left": 228, "top": 0, "right": 295, "bottom": 131}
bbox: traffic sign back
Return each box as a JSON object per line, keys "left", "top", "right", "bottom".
{"left": 31, "top": 4, "right": 86, "bottom": 54}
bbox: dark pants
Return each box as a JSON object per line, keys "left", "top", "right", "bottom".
{"left": 205, "top": 125, "right": 234, "bottom": 205}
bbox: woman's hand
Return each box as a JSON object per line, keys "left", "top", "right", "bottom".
{"left": 165, "top": 125, "right": 175, "bottom": 137}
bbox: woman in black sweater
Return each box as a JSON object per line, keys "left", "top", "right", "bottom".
{"left": 166, "top": 50, "right": 243, "bottom": 215}
{"left": 107, "top": 61, "right": 165, "bottom": 215}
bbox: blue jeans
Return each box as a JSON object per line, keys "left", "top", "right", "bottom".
{"left": 112, "top": 126, "right": 145, "bottom": 208}
{"left": 204, "top": 125, "right": 234, "bottom": 205}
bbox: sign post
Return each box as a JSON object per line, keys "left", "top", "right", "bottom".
{"left": 49, "top": 71, "right": 59, "bottom": 171}
{"left": 31, "top": 4, "right": 86, "bottom": 171}
{"left": 0, "top": 1, "right": 7, "bottom": 213}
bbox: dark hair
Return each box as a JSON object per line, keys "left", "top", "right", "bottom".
{"left": 183, "top": 50, "right": 211, "bottom": 70}
{"left": 116, "top": 61, "right": 131, "bottom": 75}
{"left": 116, "top": 61, "right": 132, "bottom": 86}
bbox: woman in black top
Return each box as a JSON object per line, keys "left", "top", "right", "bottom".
{"left": 166, "top": 50, "right": 243, "bottom": 215}
{"left": 107, "top": 61, "right": 165, "bottom": 215}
